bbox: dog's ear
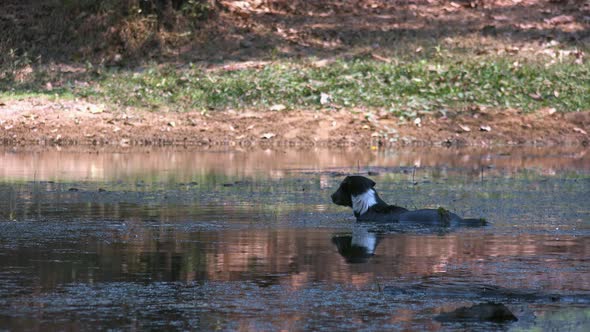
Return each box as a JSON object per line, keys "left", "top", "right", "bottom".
{"left": 369, "top": 179, "right": 376, "bottom": 188}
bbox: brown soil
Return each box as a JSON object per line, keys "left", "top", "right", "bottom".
{"left": 1, "top": 97, "right": 588, "bottom": 147}
{"left": 2, "top": 1, "right": 588, "bottom": 65}
{"left": 2, "top": 1, "right": 589, "bottom": 148}
{"left": 209, "top": 0, "right": 589, "bottom": 63}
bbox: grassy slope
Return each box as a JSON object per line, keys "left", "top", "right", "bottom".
{"left": 1, "top": 1, "right": 589, "bottom": 117}
{"left": 2, "top": 55, "right": 589, "bottom": 117}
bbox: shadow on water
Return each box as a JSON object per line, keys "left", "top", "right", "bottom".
{"left": 0, "top": 147, "right": 589, "bottom": 330}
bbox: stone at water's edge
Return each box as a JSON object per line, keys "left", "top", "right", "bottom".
{"left": 435, "top": 302, "right": 518, "bottom": 323}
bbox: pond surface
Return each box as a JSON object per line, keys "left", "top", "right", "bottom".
{"left": 0, "top": 147, "right": 589, "bottom": 331}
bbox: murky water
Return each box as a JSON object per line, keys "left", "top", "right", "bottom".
{"left": 1, "top": 147, "right": 589, "bottom": 331}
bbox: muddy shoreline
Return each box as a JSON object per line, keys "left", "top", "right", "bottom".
{"left": 1, "top": 98, "right": 589, "bottom": 148}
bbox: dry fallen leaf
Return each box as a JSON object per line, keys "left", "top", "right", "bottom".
{"left": 168, "top": 121, "right": 176, "bottom": 127}
{"left": 480, "top": 125, "right": 492, "bottom": 132}
{"left": 545, "top": 15, "right": 575, "bottom": 25}
{"left": 492, "top": 15, "right": 509, "bottom": 21}
{"left": 458, "top": 124, "right": 471, "bottom": 132}
{"left": 529, "top": 93, "right": 543, "bottom": 101}
{"left": 371, "top": 53, "right": 391, "bottom": 63}
{"left": 505, "top": 46, "right": 520, "bottom": 54}
{"left": 312, "top": 59, "right": 335, "bottom": 68}
{"left": 573, "top": 127, "right": 588, "bottom": 135}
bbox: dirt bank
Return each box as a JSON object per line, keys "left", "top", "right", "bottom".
{"left": 0, "top": 97, "right": 588, "bottom": 148}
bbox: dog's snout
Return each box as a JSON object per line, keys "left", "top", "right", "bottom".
{"left": 331, "top": 180, "right": 353, "bottom": 207}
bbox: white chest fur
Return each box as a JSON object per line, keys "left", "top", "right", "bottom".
{"left": 351, "top": 228, "right": 377, "bottom": 254}
{"left": 351, "top": 189, "right": 377, "bottom": 215}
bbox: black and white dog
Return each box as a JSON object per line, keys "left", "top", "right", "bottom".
{"left": 331, "top": 175, "right": 486, "bottom": 226}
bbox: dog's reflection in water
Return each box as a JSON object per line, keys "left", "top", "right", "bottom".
{"left": 331, "top": 227, "right": 379, "bottom": 264}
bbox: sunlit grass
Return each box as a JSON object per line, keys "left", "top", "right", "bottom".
{"left": 2, "top": 54, "right": 589, "bottom": 116}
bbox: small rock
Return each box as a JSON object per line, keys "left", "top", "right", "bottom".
{"left": 261, "top": 132, "right": 275, "bottom": 139}
{"left": 481, "top": 25, "right": 497, "bottom": 36}
{"left": 269, "top": 104, "right": 286, "bottom": 111}
{"left": 88, "top": 105, "right": 103, "bottom": 114}
{"left": 480, "top": 125, "right": 492, "bottom": 132}
{"left": 68, "top": 187, "right": 79, "bottom": 192}
{"left": 573, "top": 127, "right": 588, "bottom": 135}
{"left": 98, "top": 188, "right": 107, "bottom": 192}
{"left": 240, "top": 39, "right": 253, "bottom": 48}
{"left": 320, "top": 92, "right": 332, "bottom": 105}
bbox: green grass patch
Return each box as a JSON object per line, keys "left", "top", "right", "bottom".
{"left": 2, "top": 56, "right": 589, "bottom": 115}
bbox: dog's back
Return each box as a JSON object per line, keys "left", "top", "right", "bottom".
{"left": 356, "top": 204, "right": 408, "bottom": 222}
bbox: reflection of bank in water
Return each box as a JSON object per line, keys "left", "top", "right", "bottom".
{"left": 1, "top": 146, "right": 589, "bottom": 182}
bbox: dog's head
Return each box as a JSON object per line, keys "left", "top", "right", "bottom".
{"left": 331, "top": 176, "right": 376, "bottom": 207}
